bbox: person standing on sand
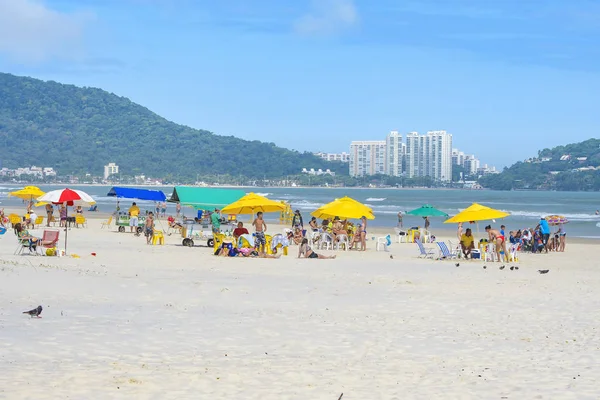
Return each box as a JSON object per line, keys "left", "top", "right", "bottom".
{"left": 485, "top": 225, "right": 507, "bottom": 262}
{"left": 45, "top": 203, "right": 53, "bottom": 227}
{"left": 424, "top": 216, "right": 430, "bottom": 231}
{"left": 360, "top": 216, "right": 368, "bottom": 251}
{"left": 128, "top": 202, "right": 140, "bottom": 233}
{"left": 161, "top": 202, "right": 167, "bottom": 218}
{"left": 291, "top": 210, "right": 303, "bottom": 229}
{"left": 252, "top": 211, "right": 267, "bottom": 254}
{"left": 536, "top": 216, "right": 551, "bottom": 253}
{"left": 397, "top": 212, "right": 403, "bottom": 228}
{"left": 211, "top": 208, "right": 221, "bottom": 234}
{"left": 457, "top": 222, "right": 463, "bottom": 241}
{"left": 144, "top": 212, "right": 154, "bottom": 244}
{"left": 176, "top": 202, "right": 181, "bottom": 217}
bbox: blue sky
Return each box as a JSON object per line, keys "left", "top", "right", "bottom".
{"left": 1, "top": 0, "right": 600, "bottom": 168}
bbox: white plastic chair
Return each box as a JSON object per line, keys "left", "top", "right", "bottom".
{"left": 448, "top": 240, "right": 462, "bottom": 258}
{"left": 484, "top": 243, "right": 496, "bottom": 262}
{"left": 394, "top": 228, "right": 407, "bottom": 243}
{"left": 376, "top": 234, "right": 392, "bottom": 251}
{"left": 420, "top": 229, "right": 431, "bottom": 243}
{"left": 319, "top": 233, "right": 333, "bottom": 250}
{"left": 335, "top": 234, "right": 349, "bottom": 251}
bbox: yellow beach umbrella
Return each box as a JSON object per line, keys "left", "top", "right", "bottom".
{"left": 221, "top": 192, "right": 286, "bottom": 215}
{"left": 8, "top": 186, "right": 45, "bottom": 201}
{"left": 312, "top": 196, "right": 375, "bottom": 220}
{"left": 444, "top": 202, "right": 509, "bottom": 224}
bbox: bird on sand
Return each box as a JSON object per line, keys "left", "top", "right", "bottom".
{"left": 538, "top": 269, "right": 550, "bottom": 274}
{"left": 455, "top": 263, "right": 460, "bottom": 267}
{"left": 499, "top": 265, "right": 505, "bottom": 270}
{"left": 390, "top": 255, "right": 393, "bottom": 259}
{"left": 23, "top": 305, "right": 43, "bottom": 318}
{"left": 510, "top": 266, "right": 514, "bottom": 270}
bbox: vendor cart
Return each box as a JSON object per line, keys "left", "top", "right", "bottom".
{"left": 116, "top": 212, "right": 146, "bottom": 234}
{"left": 181, "top": 221, "right": 214, "bottom": 247}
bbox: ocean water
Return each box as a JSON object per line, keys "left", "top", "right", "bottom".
{"left": 1, "top": 185, "right": 599, "bottom": 238}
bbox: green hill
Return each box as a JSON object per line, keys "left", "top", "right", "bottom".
{"left": 0, "top": 72, "right": 346, "bottom": 180}
{"left": 480, "top": 139, "right": 600, "bottom": 190}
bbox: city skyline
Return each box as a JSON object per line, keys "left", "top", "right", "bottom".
{"left": 1, "top": 1, "right": 600, "bottom": 169}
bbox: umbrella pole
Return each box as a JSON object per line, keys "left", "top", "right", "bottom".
{"left": 65, "top": 204, "right": 68, "bottom": 254}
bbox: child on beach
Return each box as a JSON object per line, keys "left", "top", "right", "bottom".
{"left": 144, "top": 212, "right": 154, "bottom": 244}
{"left": 252, "top": 211, "right": 267, "bottom": 254}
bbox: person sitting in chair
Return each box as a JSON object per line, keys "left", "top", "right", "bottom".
{"left": 460, "top": 228, "right": 475, "bottom": 259}
{"left": 233, "top": 222, "right": 249, "bottom": 241}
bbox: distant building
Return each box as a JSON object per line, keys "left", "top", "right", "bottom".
{"left": 405, "top": 131, "right": 453, "bottom": 182}
{"left": 314, "top": 152, "right": 350, "bottom": 163}
{"left": 301, "top": 168, "right": 335, "bottom": 176}
{"left": 104, "top": 162, "right": 119, "bottom": 179}
{"left": 385, "top": 131, "right": 405, "bottom": 177}
{"left": 349, "top": 141, "right": 387, "bottom": 177}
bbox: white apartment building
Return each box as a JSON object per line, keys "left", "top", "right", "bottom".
{"left": 349, "top": 141, "right": 387, "bottom": 177}
{"left": 104, "top": 162, "right": 119, "bottom": 179}
{"left": 385, "top": 131, "right": 405, "bottom": 177}
{"left": 464, "top": 155, "right": 480, "bottom": 175}
{"left": 404, "top": 131, "right": 452, "bottom": 181}
{"left": 314, "top": 152, "right": 350, "bottom": 163}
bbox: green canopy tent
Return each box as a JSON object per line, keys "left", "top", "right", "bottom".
{"left": 406, "top": 204, "right": 449, "bottom": 218}
{"left": 168, "top": 187, "right": 246, "bottom": 211}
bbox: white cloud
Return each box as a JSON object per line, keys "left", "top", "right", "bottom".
{"left": 0, "top": 0, "right": 91, "bottom": 63}
{"left": 294, "top": 0, "right": 358, "bottom": 36}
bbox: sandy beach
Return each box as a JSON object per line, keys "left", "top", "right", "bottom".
{"left": 1, "top": 211, "right": 599, "bottom": 399}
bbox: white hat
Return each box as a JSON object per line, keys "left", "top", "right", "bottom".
{"left": 540, "top": 215, "right": 546, "bottom": 219}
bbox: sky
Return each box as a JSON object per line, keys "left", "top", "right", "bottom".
{"left": 1, "top": 0, "right": 600, "bottom": 168}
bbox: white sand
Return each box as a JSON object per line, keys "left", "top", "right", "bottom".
{"left": 1, "top": 216, "right": 599, "bottom": 399}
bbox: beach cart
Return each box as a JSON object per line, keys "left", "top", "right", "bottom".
{"left": 181, "top": 221, "right": 214, "bottom": 247}
{"left": 115, "top": 212, "right": 146, "bottom": 234}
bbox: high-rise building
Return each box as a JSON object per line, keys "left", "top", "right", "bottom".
{"left": 403, "top": 131, "right": 452, "bottom": 182}
{"left": 385, "top": 131, "right": 404, "bottom": 177}
{"left": 104, "top": 162, "right": 119, "bottom": 179}
{"left": 349, "top": 141, "right": 387, "bottom": 177}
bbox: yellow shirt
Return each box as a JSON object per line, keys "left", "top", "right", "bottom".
{"left": 461, "top": 234, "right": 474, "bottom": 247}
{"left": 129, "top": 205, "right": 140, "bottom": 217}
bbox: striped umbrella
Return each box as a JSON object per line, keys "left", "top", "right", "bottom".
{"left": 545, "top": 215, "right": 568, "bottom": 226}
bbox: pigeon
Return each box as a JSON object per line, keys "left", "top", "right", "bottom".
{"left": 538, "top": 269, "right": 549, "bottom": 274}
{"left": 455, "top": 263, "right": 460, "bottom": 267}
{"left": 515, "top": 266, "right": 519, "bottom": 270}
{"left": 510, "top": 266, "right": 514, "bottom": 270}
{"left": 23, "top": 305, "right": 43, "bottom": 318}
{"left": 390, "top": 255, "right": 393, "bottom": 259}
{"left": 483, "top": 265, "right": 487, "bottom": 269}
{"left": 499, "top": 265, "right": 505, "bottom": 270}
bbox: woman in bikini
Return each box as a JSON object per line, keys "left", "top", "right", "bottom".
{"left": 485, "top": 225, "right": 507, "bottom": 262}
{"left": 298, "top": 238, "right": 336, "bottom": 259}
{"left": 309, "top": 217, "right": 319, "bottom": 232}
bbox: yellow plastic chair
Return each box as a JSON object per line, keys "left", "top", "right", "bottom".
{"left": 35, "top": 216, "right": 44, "bottom": 226}
{"left": 152, "top": 230, "right": 165, "bottom": 245}
{"left": 213, "top": 233, "right": 225, "bottom": 252}
{"left": 264, "top": 234, "right": 273, "bottom": 254}
{"left": 9, "top": 214, "right": 21, "bottom": 227}
{"left": 75, "top": 215, "right": 87, "bottom": 228}
{"left": 101, "top": 216, "right": 113, "bottom": 229}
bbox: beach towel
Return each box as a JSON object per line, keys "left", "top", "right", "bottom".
{"left": 271, "top": 234, "right": 290, "bottom": 250}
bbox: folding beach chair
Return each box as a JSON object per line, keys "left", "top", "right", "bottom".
{"left": 40, "top": 230, "right": 60, "bottom": 255}
{"left": 436, "top": 242, "right": 458, "bottom": 260}
{"left": 415, "top": 239, "right": 435, "bottom": 259}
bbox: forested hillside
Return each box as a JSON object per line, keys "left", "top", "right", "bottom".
{"left": 0, "top": 73, "right": 345, "bottom": 179}
{"left": 480, "top": 139, "right": 600, "bottom": 190}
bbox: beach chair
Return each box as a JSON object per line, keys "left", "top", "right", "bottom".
{"left": 415, "top": 239, "right": 435, "bottom": 259}
{"left": 335, "top": 233, "right": 350, "bottom": 251}
{"left": 270, "top": 234, "right": 289, "bottom": 255}
{"left": 101, "top": 216, "right": 113, "bottom": 229}
{"left": 447, "top": 240, "right": 462, "bottom": 259}
{"left": 394, "top": 228, "right": 407, "bottom": 243}
{"left": 238, "top": 234, "right": 254, "bottom": 249}
{"left": 507, "top": 243, "right": 519, "bottom": 262}
{"left": 15, "top": 235, "right": 39, "bottom": 255}
{"left": 376, "top": 234, "right": 392, "bottom": 251}
{"left": 40, "top": 230, "right": 60, "bottom": 255}
{"left": 212, "top": 233, "right": 225, "bottom": 252}
{"left": 75, "top": 215, "right": 87, "bottom": 228}
{"left": 436, "top": 242, "right": 458, "bottom": 259}
{"left": 483, "top": 243, "right": 496, "bottom": 262}
{"left": 34, "top": 216, "right": 44, "bottom": 227}
{"left": 152, "top": 230, "right": 165, "bottom": 245}
{"left": 318, "top": 233, "right": 334, "bottom": 250}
